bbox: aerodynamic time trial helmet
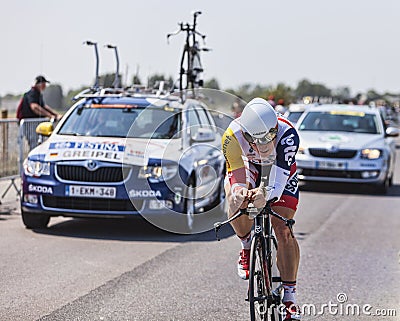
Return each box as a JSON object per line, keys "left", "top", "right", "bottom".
{"left": 239, "top": 98, "right": 278, "bottom": 145}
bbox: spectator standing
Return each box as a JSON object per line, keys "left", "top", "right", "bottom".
{"left": 18, "top": 75, "right": 61, "bottom": 149}
{"left": 275, "top": 98, "right": 288, "bottom": 115}
{"left": 19, "top": 75, "right": 61, "bottom": 120}
{"left": 267, "top": 94, "right": 276, "bottom": 108}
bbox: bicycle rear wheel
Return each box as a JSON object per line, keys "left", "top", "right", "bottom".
{"left": 249, "top": 236, "right": 269, "bottom": 321}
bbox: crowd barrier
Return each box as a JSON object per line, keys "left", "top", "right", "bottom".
{"left": 0, "top": 117, "right": 49, "bottom": 204}
{"left": 17, "top": 118, "right": 50, "bottom": 173}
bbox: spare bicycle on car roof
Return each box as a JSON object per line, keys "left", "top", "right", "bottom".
{"left": 167, "top": 11, "right": 211, "bottom": 101}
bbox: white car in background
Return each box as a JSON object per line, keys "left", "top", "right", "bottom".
{"left": 284, "top": 103, "right": 314, "bottom": 125}
{"left": 295, "top": 104, "right": 399, "bottom": 193}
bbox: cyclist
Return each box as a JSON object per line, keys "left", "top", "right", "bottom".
{"left": 222, "top": 97, "right": 301, "bottom": 320}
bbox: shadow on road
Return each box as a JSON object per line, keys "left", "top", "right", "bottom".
{"left": 299, "top": 181, "right": 400, "bottom": 197}
{"left": 32, "top": 216, "right": 235, "bottom": 242}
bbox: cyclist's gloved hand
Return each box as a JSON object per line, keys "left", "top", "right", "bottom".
{"left": 231, "top": 185, "right": 248, "bottom": 209}
{"left": 251, "top": 186, "right": 267, "bottom": 208}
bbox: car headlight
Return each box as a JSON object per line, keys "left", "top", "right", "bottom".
{"left": 297, "top": 146, "right": 306, "bottom": 154}
{"left": 23, "top": 159, "right": 51, "bottom": 177}
{"left": 138, "top": 164, "right": 178, "bottom": 182}
{"left": 361, "top": 149, "right": 382, "bottom": 159}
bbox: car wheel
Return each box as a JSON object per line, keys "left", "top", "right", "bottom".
{"left": 21, "top": 210, "right": 50, "bottom": 229}
{"left": 374, "top": 176, "right": 390, "bottom": 195}
{"left": 184, "top": 177, "right": 196, "bottom": 231}
{"left": 388, "top": 174, "right": 393, "bottom": 187}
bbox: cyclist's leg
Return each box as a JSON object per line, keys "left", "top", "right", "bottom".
{"left": 226, "top": 161, "right": 259, "bottom": 280}
{"left": 270, "top": 204, "right": 299, "bottom": 282}
{"left": 271, "top": 203, "right": 300, "bottom": 320}
{"left": 271, "top": 164, "right": 300, "bottom": 281}
{"left": 271, "top": 168, "right": 301, "bottom": 319}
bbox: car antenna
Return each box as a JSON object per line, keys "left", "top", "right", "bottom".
{"left": 105, "top": 44, "right": 121, "bottom": 88}
{"left": 83, "top": 41, "right": 100, "bottom": 89}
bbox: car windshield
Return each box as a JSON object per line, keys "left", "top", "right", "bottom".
{"left": 298, "top": 111, "right": 380, "bottom": 134}
{"left": 58, "top": 105, "right": 181, "bottom": 139}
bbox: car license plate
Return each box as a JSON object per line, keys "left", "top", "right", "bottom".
{"left": 66, "top": 185, "right": 116, "bottom": 198}
{"left": 316, "top": 161, "right": 347, "bottom": 169}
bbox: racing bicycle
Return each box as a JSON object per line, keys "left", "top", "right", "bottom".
{"left": 167, "top": 11, "right": 210, "bottom": 96}
{"left": 214, "top": 191, "right": 295, "bottom": 321}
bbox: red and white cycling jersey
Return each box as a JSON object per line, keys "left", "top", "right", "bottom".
{"left": 222, "top": 115, "right": 300, "bottom": 210}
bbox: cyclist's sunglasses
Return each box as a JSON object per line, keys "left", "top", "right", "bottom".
{"left": 243, "top": 127, "right": 278, "bottom": 145}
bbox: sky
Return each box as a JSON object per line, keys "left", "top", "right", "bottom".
{"left": 1, "top": 0, "right": 400, "bottom": 97}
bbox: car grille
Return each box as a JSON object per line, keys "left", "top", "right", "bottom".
{"left": 308, "top": 148, "right": 357, "bottom": 159}
{"left": 42, "top": 195, "right": 141, "bottom": 212}
{"left": 56, "top": 165, "right": 130, "bottom": 183}
{"left": 301, "top": 169, "right": 380, "bottom": 179}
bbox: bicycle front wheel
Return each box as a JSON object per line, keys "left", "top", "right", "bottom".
{"left": 249, "top": 236, "right": 269, "bottom": 321}
{"left": 179, "top": 46, "right": 191, "bottom": 92}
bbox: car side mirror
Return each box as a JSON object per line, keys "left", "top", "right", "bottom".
{"left": 191, "top": 127, "right": 216, "bottom": 142}
{"left": 36, "top": 122, "right": 54, "bottom": 137}
{"left": 385, "top": 127, "right": 400, "bottom": 137}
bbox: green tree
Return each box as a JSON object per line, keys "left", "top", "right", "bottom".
{"left": 332, "top": 86, "right": 351, "bottom": 101}
{"left": 132, "top": 74, "right": 141, "bottom": 85}
{"left": 98, "top": 73, "right": 122, "bottom": 88}
{"left": 295, "top": 79, "right": 331, "bottom": 99}
{"left": 147, "top": 73, "right": 174, "bottom": 89}
{"left": 227, "top": 83, "right": 262, "bottom": 102}
{"left": 65, "top": 86, "right": 88, "bottom": 107}
{"left": 204, "top": 78, "right": 220, "bottom": 90}
{"left": 366, "top": 89, "right": 381, "bottom": 101}
{"left": 267, "top": 83, "right": 295, "bottom": 105}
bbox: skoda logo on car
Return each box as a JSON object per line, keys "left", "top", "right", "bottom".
{"left": 326, "top": 145, "right": 339, "bottom": 153}
{"left": 85, "top": 160, "right": 98, "bottom": 171}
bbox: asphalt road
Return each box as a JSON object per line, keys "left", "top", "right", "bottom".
{"left": 1, "top": 149, "right": 399, "bottom": 321}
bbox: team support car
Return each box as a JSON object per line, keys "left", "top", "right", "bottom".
{"left": 21, "top": 88, "right": 226, "bottom": 232}
{"left": 283, "top": 103, "right": 314, "bottom": 125}
{"left": 295, "top": 104, "right": 399, "bottom": 193}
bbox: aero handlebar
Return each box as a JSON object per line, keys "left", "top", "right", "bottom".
{"left": 214, "top": 197, "right": 295, "bottom": 241}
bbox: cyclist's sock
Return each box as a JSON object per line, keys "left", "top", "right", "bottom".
{"left": 238, "top": 231, "right": 252, "bottom": 250}
{"left": 282, "top": 280, "right": 297, "bottom": 304}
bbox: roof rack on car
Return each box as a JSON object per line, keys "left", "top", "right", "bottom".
{"left": 105, "top": 44, "right": 121, "bottom": 88}
{"left": 72, "top": 40, "right": 182, "bottom": 102}
{"left": 72, "top": 85, "right": 182, "bottom": 102}
{"left": 83, "top": 41, "right": 100, "bottom": 89}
